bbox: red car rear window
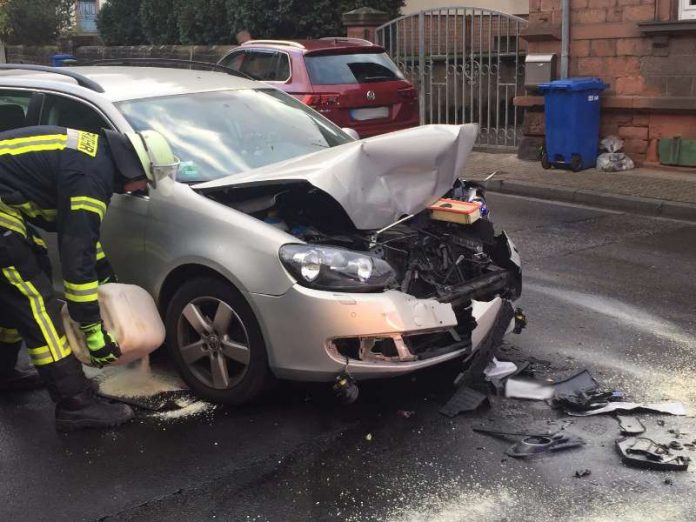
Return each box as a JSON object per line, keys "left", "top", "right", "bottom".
{"left": 305, "top": 52, "right": 405, "bottom": 85}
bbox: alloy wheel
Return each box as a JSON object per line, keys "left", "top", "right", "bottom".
{"left": 176, "top": 296, "right": 251, "bottom": 389}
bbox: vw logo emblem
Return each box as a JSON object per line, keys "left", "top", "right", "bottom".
{"left": 366, "top": 90, "right": 376, "bottom": 101}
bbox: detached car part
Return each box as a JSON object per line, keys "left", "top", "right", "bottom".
{"left": 616, "top": 437, "right": 690, "bottom": 471}
{"left": 506, "top": 432, "right": 585, "bottom": 458}
{"left": 616, "top": 415, "right": 645, "bottom": 436}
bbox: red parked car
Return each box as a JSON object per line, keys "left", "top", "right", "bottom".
{"left": 218, "top": 38, "right": 420, "bottom": 138}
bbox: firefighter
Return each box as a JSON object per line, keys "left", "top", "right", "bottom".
{"left": 0, "top": 126, "right": 178, "bottom": 431}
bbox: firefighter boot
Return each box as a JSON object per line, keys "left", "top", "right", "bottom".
{"left": 37, "top": 355, "right": 134, "bottom": 431}
{"left": 55, "top": 388, "right": 134, "bottom": 432}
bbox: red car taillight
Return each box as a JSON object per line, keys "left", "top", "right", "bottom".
{"left": 301, "top": 93, "right": 341, "bottom": 110}
{"left": 398, "top": 87, "right": 417, "bottom": 100}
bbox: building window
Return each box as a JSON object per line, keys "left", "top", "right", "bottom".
{"left": 78, "top": 0, "right": 98, "bottom": 33}
{"left": 680, "top": 0, "right": 696, "bottom": 20}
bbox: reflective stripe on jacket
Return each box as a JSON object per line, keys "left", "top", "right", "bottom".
{"left": 0, "top": 126, "right": 115, "bottom": 324}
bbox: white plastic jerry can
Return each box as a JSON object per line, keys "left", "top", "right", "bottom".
{"left": 61, "top": 283, "right": 166, "bottom": 366}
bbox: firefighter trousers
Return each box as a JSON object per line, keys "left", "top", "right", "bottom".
{"left": 0, "top": 222, "right": 88, "bottom": 401}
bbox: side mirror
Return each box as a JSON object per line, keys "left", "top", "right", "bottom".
{"left": 342, "top": 128, "right": 360, "bottom": 140}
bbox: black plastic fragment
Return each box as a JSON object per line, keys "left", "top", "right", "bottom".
{"left": 616, "top": 437, "right": 690, "bottom": 471}
{"left": 506, "top": 432, "right": 585, "bottom": 458}
{"left": 440, "top": 386, "right": 488, "bottom": 417}
{"left": 617, "top": 415, "right": 645, "bottom": 435}
{"left": 441, "top": 301, "right": 514, "bottom": 417}
{"left": 472, "top": 425, "right": 554, "bottom": 438}
{"left": 553, "top": 370, "right": 598, "bottom": 396}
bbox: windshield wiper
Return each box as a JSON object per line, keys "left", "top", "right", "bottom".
{"left": 361, "top": 75, "right": 395, "bottom": 82}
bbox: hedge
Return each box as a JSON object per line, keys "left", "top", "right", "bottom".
{"left": 98, "top": 0, "right": 403, "bottom": 46}
{"left": 0, "top": 0, "right": 72, "bottom": 45}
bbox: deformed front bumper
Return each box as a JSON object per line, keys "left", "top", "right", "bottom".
{"left": 248, "top": 284, "right": 507, "bottom": 382}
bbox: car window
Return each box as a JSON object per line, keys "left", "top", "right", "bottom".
{"left": 275, "top": 53, "right": 291, "bottom": 81}
{"left": 0, "top": 90, "right": 32, "bottom": 132}
{"left": 240, "top": 51, "right": 280, "bottom": 81}
{"left": 305, "top": 52, "right": 405, "bottom": 85}
{"left": 117, "top": 89, "right": 352, "bottom": 182}
{"left": 40, "top": 94, "right": 110, "bottom": 134}
{"left": 219, "top": 51, "right": 245, "bottom": 71}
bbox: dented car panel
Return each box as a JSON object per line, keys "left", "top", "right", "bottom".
{"left": 194, "top": 124, "right": 478, "bottom": 230}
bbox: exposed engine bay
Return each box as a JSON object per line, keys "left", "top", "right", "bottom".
{"left": 203, "top": 179, "right": 520, "bottom": 300}
{"left": 201, "top": 178, "right": 522, "bottom": 362}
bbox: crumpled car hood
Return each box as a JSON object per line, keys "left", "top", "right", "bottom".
{"left": 194, "top": 124, "right": 478, "bottom": 230}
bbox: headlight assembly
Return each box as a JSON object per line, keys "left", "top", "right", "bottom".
{"left": 279, "top": 244, "right": 396, "bottom": 291}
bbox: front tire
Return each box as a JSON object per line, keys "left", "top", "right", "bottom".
{"left": 165, "top": 277, "right": 271, "bottom": 405}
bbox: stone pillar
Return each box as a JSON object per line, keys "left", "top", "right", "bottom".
{"left": 342, "top": 7, "right": 390, "bottom": 44}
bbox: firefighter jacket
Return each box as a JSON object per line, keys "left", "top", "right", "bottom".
{"left": 0, "top": 126, "right": 116, "bottom": 324}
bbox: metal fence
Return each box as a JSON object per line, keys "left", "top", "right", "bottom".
{"left": 376, "top": 7, "right": 528, "bottom": 150}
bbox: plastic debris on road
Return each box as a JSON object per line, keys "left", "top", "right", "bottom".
{"left": 616, "top": 437, "right": 690, "bottom": 471}
{"left": 504, "top": 378, "right": 555, "bottom": 400}
{"left": 616, "top": 415, "right": 646, "bottom": 435}
{"left": 567, "top": 401, "right": 688, "bottom": 417}
{"left": 484, "top": 357, "right": 517, "bottom": 381}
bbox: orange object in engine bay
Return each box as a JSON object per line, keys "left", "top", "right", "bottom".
{"left": 428, "top": 198, "right": 481, "bottom": 225}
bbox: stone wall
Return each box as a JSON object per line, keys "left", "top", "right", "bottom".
{"left": 75, "top": 45, "right": 236, "bottom": 64}
{"left": 6, "top": 45, "right": 236, "bottom": 66}
{"left": 6, "top": 45, "right": 62, "bottom": 65}
{"left": 520, "top": 0, "right": 696, "bottom": 165}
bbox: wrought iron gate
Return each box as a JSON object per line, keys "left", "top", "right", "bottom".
{"left": 376, "top": 8, "right": 528, "bottom": 149}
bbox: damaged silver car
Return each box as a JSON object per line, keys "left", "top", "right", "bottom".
{"left": 0, "top": 65, "right": 522, "bottom": 404}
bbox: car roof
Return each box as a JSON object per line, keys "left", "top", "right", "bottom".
{"left": 0, "top": 66, "right": 261, "bottom": 102}
{"left": 241, "top": 38, "right": 385, "bottom": 55}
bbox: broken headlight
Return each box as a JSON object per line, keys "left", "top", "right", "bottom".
{"left": 279, "top": 244, "right": 396, "bottom": 292}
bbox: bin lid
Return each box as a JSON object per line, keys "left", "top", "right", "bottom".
{"left": 539, "top": 77, "right": 608, "bottom": 92}
{"left": 51, "top": 54, "right": 76, "bottom": 59}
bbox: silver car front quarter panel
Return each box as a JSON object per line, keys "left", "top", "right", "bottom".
{"left": 103, "top": 177, "right": 301, "bottom": 301}
{"left": 249, "top": 281, "right": 505, "bottom": 381}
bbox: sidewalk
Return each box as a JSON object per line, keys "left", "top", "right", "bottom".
{"left": 462, "top": 152, "right": 696, "bottom": 222}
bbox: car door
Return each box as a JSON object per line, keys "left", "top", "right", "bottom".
{"left": 36, "top": 92, "right": 150, "bottom": 288}
{"left": 0, "top": 89, "right": 38, "bottom": 131}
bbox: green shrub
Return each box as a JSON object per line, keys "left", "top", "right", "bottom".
{"left": 176, "top": 0, "right": 231, "bottom": 45}
{"left": 97, "top": 0, "right": 403, "bottom": 46}
{"left": 228, "top": 0, "right": 404, "bottom": 40}
{"left": 139, "top": 0, "right": 179, "bottom": 44}
{"left": 97, "top": 0, "right": 145, "bottom": 46}
{"left": 1, "top": 0, "right": 73, "bottom": 45}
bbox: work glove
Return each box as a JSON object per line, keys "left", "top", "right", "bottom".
{"left": 79, "top": 322, "right": 121, "bottom": 368}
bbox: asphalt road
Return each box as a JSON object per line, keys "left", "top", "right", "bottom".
{"left": 2, "top": 194, "right": 696, "bottom": 522}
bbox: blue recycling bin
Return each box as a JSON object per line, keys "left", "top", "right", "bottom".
{"left": 51, "top": 54, "right": 77, "bottom": 67}
{"left": 538, "top": 77, "right": 608, "bottom": 172}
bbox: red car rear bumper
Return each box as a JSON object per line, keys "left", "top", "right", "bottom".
{"left": 351, "top": 116, "right": 421, "bottom": 138}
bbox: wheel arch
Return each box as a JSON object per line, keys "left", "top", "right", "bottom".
{"left": 157, "top": 263, "right": 236, "bottom": 316}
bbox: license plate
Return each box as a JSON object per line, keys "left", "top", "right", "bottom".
{"left": 351, "top": 106, "right": 389, "bottom": 121}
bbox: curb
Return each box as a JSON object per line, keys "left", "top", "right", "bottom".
{"left": 486, "top": 180, "right": 696, "bottom": 223}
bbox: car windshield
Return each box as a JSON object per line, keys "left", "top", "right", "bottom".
{"left": 305, "top": 52, "right": 405, "bottom": 85}
{"left": 117, "top": 89, "right": 352, "bottom": 182}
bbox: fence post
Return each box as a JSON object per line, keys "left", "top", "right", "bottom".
{"left": 342, "top": 7, "right": 390, "bottom": 44}
{"left": 418, "top": 11, "right": 425, "bottom": 125}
